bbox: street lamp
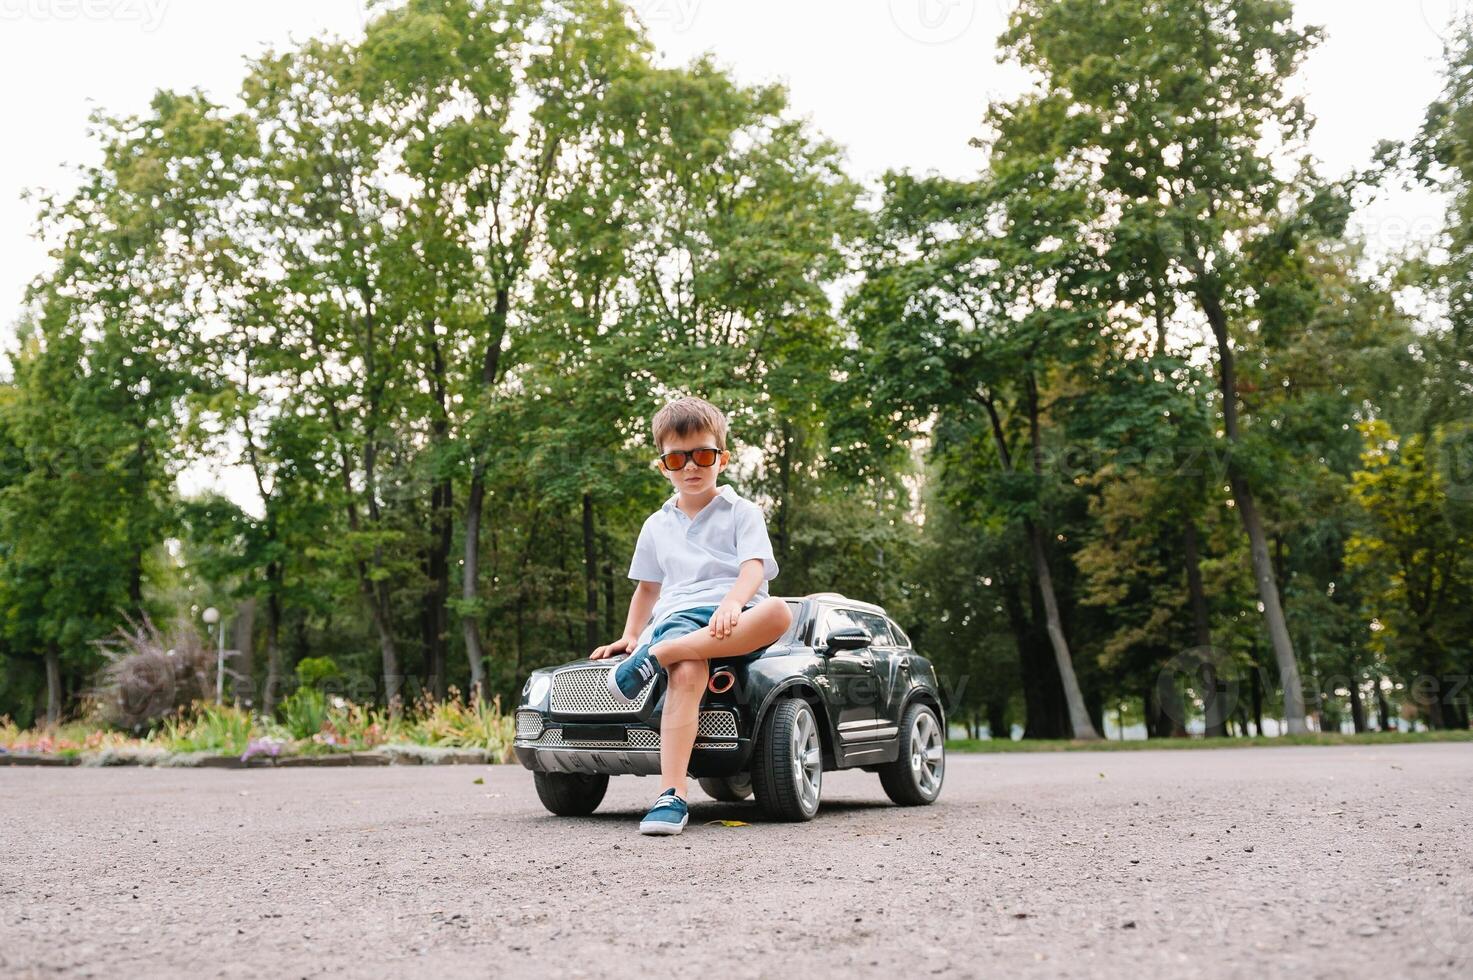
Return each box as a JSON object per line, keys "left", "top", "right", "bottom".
{"left": 202, "top": 607, "right": 224, "bottom": 704}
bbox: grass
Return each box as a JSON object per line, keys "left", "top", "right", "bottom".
{"left": 946, "top": 729, "right": 1473, "bottom": 752}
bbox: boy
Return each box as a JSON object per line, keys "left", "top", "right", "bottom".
{"left": 590, "top": 396, "right": 792, "bottom": 836}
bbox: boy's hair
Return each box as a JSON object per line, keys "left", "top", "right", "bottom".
{"left": 652, "top": 396, "right": 729, "bottom": 452}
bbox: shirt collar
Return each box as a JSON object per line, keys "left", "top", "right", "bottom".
{"left": 663, "top": 484, "right": 737, "bottom": 514}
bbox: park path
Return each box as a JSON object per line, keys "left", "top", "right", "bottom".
{"left": 2, "top": 744, "right": 1469, "bottom": 978}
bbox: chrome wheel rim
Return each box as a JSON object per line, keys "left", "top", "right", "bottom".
{"left": 910, "top": 710, "right": 944, "bottom": 798}
{"left": 791, "top": 706, "right": 821, "bottom": 813}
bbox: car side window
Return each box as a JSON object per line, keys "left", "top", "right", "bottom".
{"left": 782, "top": 601, "right": 802, "bottom": 641}
{"left": 887, "top": 619, "right": 911, "bottom": 649}
{"left": 854, "top": 611, "right": 893, "bottom": 645}
{"left": 816, "top": 606, "right": 865, "bottom": 647}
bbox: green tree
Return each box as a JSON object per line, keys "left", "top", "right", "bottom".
{"left": 1347, "top": 422, "right": 1473, "bottom": 728}
{"left": 846, "top": 156, "right": 1109, "bottom": 739}
{"left": 999, "top": 0, "right": 1336, "bottom": 732}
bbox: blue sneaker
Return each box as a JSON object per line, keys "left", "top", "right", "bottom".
{"left": 639, "top": 788, "right": 689, "bottom": 836}
{"left": 608, "top": 646, "right": 661, "bottom": 703}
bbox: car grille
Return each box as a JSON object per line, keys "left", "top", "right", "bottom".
{"left": 550, "top": 665, "right": 655, "bottom": 715}
{"left": 517, "top": 712, "right": 739, "bottom": 750}
{"left": 697, "top": 711, "right": 739, "bottom": 739}
{"left": 515, "top": 710, "right": 544, "bottom": 740}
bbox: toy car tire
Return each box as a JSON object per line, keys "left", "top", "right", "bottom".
{"left": 698, "top": 773, "right": 753, "bottom": 802}
{"left": 751, "top": 698, "right": 822, "bottom": 822}
{"left": 533, "top": 771, "right": 609, "bottom": 816}
{"left": 877, "top": 702, "right": 945, "bottom": 806}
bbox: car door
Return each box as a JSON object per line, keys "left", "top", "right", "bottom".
{"left": 853, "top": 610, "right": 903, "bottom": 733}
{"left": 814, "top": 605, "right": 881, "bottom": 744}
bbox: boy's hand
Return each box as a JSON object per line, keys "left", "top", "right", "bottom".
{"left": 710, "top": 599, "right": 743, "bottom": 639}
{"left": 590, "top": 635, "right": 638, "bottom": 660}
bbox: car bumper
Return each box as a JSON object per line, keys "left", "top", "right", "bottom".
{"left": 513, "top": 733, "right": 751, "bottom": 777}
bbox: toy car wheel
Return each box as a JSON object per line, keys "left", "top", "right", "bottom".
{"left": 698, "top": 773, "right": 753, "bottom": 802}
{"left": 533, "top": 771, "right": 609, "bottom": 816}
{"left": 752, "top": 698, "right": 822, "bottom": 822}
{"left": 878, "top": 702, "right": 945, "bottom": 806}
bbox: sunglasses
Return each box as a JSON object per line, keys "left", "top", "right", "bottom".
{"left": 657, "top": 447, "right": 725, "bottom": 471}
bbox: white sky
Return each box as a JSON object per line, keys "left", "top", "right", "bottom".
{"left": 0, "top": 0, "right": 1461, "bottom": 505}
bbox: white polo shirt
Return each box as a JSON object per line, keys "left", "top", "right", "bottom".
{"left": 628, "top": 484, "right": 780, "bottom": 645}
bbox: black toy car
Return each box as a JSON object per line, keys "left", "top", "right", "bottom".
{"left": 513, "top": 592, "right": 946, "bottom": 821}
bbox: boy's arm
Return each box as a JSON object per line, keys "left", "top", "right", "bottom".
{"left": 709, "top": 559, "right": 766, "bottom": 638}
{"left": 591, "top": 580, "right": 661, "bottom": 659}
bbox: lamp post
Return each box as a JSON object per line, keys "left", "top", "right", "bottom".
{"left": 203, "top": 607, "right": 224, "bottom": 704}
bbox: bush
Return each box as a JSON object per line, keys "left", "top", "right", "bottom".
{"left": 155, "top": 703, "right": 254, "bottom": 755}
{"left": 396, "top": 688, "right": 513, "bottom": 752}
{"left": 90, "top": 616, "right": 216, "bottom": 731}
{"left": 280, "top": 687, "right": 329, "bottom": 740}
{"left": 294, "top": 656, "right": 341, "bottom": 691}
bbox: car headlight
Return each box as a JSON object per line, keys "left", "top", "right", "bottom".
{"left": 525, "top": 673, "right": 552, "bottom": 707}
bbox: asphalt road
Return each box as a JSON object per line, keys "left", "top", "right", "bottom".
{"left": 2, "top": 744, "right": 1470, "bottom": 979}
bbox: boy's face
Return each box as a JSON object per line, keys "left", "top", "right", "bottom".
{"left": 657, "top": 429, "right": 727, "bottom": 497}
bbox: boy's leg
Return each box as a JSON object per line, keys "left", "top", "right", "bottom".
{"left": 659, "top": 659, "right": 708, "bottom": 798}
{"left": 650, "top": 597, "right": 793, "bottom": 668}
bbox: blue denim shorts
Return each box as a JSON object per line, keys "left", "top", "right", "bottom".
{"left": 637, "top": 604, "right": 766, "bottom": 666}
{"left": 637, "top": 605, "right": 719, "bottom": 658}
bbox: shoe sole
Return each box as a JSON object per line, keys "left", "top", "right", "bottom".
{"left": 605, "top": 663, "right": 640, "bottom": 705}
{"left": 605, "top": 657, "right": 656, "bottom": 706}
{"left": 639, "top": 815, "right": 688, "bottom": 836}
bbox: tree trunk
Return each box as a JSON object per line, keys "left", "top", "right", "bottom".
{"left": 1183, "top": 519, "right": 1227, "bottom": 737}
{"left": 1375, "top": 680, "right": 1394, "bottom": 732}
{"left": 987, "top": 698, "right": 1008, "bottom": 741}
{"left": 366, "top": 587, "right": 401, "bottom": 714}
{"left": 582, "top": 492, "right": 599, "bottom": 653}
{"left": 775, "top": 419, "right": 793, "bottom": 569}
{"left": 460, "top": 288, "right": 510, "bottom": 702}
{"left": 1021, "top": 376, "right": 1099, "bottom": 740}
{"left": 44, "top": 646, "right": 62, "bottom": 727}
{"left": 1250, "top": 636, "right": 1265, "bottom": 735}
{"left": 1348, "top": 677, "right": 1367, "bottom": 734}
{"left": 603, "top": 551, "right": 617, "bottom": 638}
{"left": 424, "top": 476, "right": 452, "bottom": 701}
{"left": 1197, "top": 276, "right": 1307, "bottom": 734}
{"left": 264, "top": 575, "right": 283, "bottom": 717}
{"left": 1159, "top": 670, "right": 1189, "bottom": 737}
{"left": 462, "top": 469, "right": 488, "bottom": 700}
{"left": 1006, "top": 576, "right": 1068, "bottom": 740}
{"left": 1024, "top": 521, "right": 1098, "bottom": 740}
{"left": 230, "top": 597, "right": 256, "bottom": 708}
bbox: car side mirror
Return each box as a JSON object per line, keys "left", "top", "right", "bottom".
{"left": 823, "top": 626, "right": 872, "bottom": 654}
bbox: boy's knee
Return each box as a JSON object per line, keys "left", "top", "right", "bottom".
{"left": 669, "top": 660, "right": 707, "bottom": 689}
{"left": 759, "top": 596, "right": 792, "bottom": 630}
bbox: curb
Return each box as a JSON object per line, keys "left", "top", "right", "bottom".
{"left": 0, "top": 749, "right": 500, "bottom": 768}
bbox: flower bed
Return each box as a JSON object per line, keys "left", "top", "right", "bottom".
{"left": 0, "top": 691, "right": 515, "bottom": 768}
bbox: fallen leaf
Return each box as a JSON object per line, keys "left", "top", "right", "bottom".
{"left": 473, "top": 777, "right": 484, "bottom": 785}
{"left": 706, "top": 819, "right": 749, "bottom": 827}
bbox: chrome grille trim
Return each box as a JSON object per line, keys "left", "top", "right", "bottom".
{"left": 515, "top": 710, "right": 544, "bottom": 740}
{"left": 520, "top": 724, "right": 738, "bottom": 750}
{"left": 550, "top": 664, "right": 655, "bottom": 715}
{"left": 529, "top": 728, "right": 661, "bottom": 749}
{"left": 697, "top": 711, "right": 739, "bottom": 739}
